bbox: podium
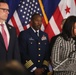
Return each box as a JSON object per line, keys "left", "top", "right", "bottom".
{"left": 53, "top": 58, "right": 76, "bottom": 75}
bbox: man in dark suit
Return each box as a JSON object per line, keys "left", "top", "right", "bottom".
{"left": 0, "top": 1, "right": 20, "bottom": 62}
{"left": 18, "top": 13, "right": 50, "bottom": 75}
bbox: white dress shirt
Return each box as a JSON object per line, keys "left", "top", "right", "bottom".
{"left": 31, "top": 27, "right": 39, "bottom": 36}
{"left": 0, "top": 22, "right": 10, "bottom": 46}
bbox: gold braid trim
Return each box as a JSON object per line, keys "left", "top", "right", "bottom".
{"left": 24, "top": 60, "right": 34, "bottom": 69}
{"left": 47, "top": 71, "right": 53, "bottom": 75}
{"left": 43, "top": 60, "right": 49, "bottom": 66}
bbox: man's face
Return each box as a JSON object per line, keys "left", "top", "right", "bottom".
{"left": 31, "top": 15, "right": 42, "bottom": 30}
{"left": 0, "top": 2, "right": 9, "bottom": 22}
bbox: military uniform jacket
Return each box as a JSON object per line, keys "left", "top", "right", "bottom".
{"left": 18, "top": 27, "right": 50, "bottom": 71}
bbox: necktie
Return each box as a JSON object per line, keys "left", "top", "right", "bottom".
{"left": 1, "top": 24, "right": 8, "bottom": 50}
{"left": 35, "top": 31, "right": 39, "bottom": 36}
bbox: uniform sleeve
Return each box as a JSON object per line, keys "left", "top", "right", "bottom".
{"left": 42, "top": 34, "right": 50, "bottom": 71}
{"left": 18, "top": 31, "right": 36, "bottom": 71}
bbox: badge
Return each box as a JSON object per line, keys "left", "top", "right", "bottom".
{"left": 41, "top": 35, "right": 47, "bottom": 41}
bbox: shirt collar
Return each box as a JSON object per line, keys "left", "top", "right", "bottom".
{"left": 0, "top": 21, "right": 5, "bottom": 24}
{"left": 31, "top": 27, "right": 39, "bottom": 33}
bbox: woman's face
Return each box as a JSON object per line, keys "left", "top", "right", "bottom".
{"left": 73, "top": 22, "right": 76, "bottom": 36}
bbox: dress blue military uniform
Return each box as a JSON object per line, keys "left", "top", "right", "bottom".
{"left": 18, "top": 27, "right": 50, "bottom": 75}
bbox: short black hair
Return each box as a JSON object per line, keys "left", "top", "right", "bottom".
{"left": 0, "top": 0, "right": 7, "bottom": 3}
{"left": 31, "top": 13, "right": 42, "bottom": 20}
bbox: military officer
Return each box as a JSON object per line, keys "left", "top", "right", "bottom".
{"left": 18, "top": 13, "right": 50, "bottom": 75}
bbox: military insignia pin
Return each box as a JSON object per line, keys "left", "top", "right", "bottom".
{"left": 41, "top": 35, "right": 47, "bottom": 41}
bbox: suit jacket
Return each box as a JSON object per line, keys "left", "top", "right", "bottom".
{"left": 0, "top": 23, "right": 20, "bottom": 62}
{"left": 18, "top": 27, "right": 50, "bottom": 71}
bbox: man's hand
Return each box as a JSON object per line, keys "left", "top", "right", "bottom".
{"left": 34, "top": 68, "right": 44, "bottom": 75}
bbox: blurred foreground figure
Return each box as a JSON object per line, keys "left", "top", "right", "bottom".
{"left": 0, "top": 60, "right": 26, "bottom": 75}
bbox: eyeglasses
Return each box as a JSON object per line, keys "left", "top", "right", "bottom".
{"left": 0, "top": 8, "right": 9, "bottom": 12}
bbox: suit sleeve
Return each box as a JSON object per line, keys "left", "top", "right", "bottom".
{"left": 13, "top": 28, "right": 21, "bottom": 62}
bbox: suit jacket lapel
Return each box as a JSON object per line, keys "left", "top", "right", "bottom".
{"left": 0, "top": 33, "right": 5, "bottom": 46}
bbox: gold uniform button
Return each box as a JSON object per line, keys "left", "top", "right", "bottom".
{"left": 26, "top": 60, "right": 28, "bottom": 62}
{"left": 45, "top": 43, "right": 46, "bottom": 45}
{"left": 38, "top": 48, "right": 41, "bottom": 50}
{"left": 38, "top": 54, "right": 41, "bottom": 56}
{"left": 30, "top": 42, "right": 32, "bottom": 44}
{"left": 38, "top": 60, "right": 40, "bottom": 62}
{"left": 38, "top": 42, "right": 40, "bottom": 45}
